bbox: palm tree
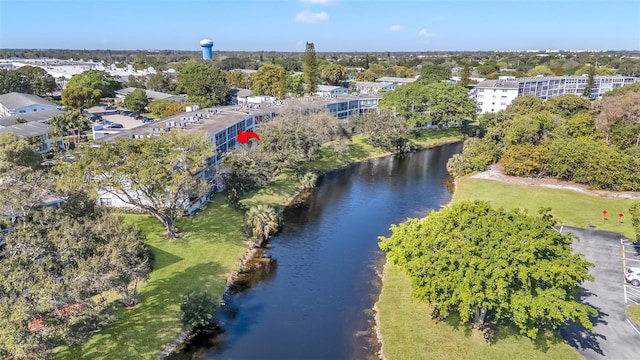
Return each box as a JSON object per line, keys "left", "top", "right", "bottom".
{"left": 49, "top": 110, "right": 89, "bottom": 151}
{"left": 244, "top": 204, "right": 281, "bottom": 247}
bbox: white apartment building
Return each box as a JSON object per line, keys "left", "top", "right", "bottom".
{"left": 474, "top": 78, "right": 519, "bottom": 113}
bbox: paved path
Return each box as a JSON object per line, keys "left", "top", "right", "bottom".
{"left": 558, "top": 226, "right": 640, "bottom": 360}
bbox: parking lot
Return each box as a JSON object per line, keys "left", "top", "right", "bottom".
{"left": 558, "top": 226, "right": 640, "bottom": 359}
{"left": 85, "top": 105, "right": 152, "bottom": 130}
{"left": 622, "top": 238, "right": 640, "bottom": 305}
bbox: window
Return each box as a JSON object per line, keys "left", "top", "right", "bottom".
{"left": 502, "top": 89, "right": 508, "bottom": 92}
{"left": 99, "top": 198, "right": 113, "bottom": 206}
{"left": 500, "top": 102, "right": 507, "bottom": 106}
{"left": 479, "top": 89, "right": 484, "bottom": 92}
{"left": 477, "top": 95, "right": 484, "bottom": 100}
{"left": 501, "top": 96, "right": 507, "bottom": 99}
{"left": 492, "top": 96, "right": 496, "bottom": 99}
{"left": 478, "top": 102, "right": 483, "bottom": 105}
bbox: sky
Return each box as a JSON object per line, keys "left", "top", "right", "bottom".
{"left": 0, "top": 0, "right": 639, "bottom": 52}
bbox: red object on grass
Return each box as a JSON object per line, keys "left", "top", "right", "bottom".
{"left": 602, "top": 210, "right": 608, "bottom": 215}
{"left": 619, "top": 213, "right": 624, "bottom": 218}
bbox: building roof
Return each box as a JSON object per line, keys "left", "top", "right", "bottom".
{"left": 475, "top": 80, "right": 519, "bottom": 89}
{"left": 0, "top": 121, "right": 51, "bottom": 137}
{"left": 316, "top": 85, "right": 346, "bottom": 92}
{"left": 115, "top": 87, "right": 185, "bottom": 102}
{"left": 229, "top": 88, "right": 252, "bottom": 97}
{"left": 376, "top": 76, "right": 417, "bottom": 84}
{"left": 354, "top": 81, "right": 393, "bottom": 89}
{"left": 0, "top": 92, "right": 58, "bottom": 111}
{"left": 0, "top": 108, "right": 63, "bottom": 127}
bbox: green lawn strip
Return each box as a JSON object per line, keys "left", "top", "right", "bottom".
{"left": 452, "top": 177, "right": 636, "bottom": 239}
{"left": 377, "top": 262, "right": 582, "bottom": 360}
{"left": 408, "top": 128, "right": 463, "bottom": 148}
{"left": 627, "top": 305, "right": 640, "bottom": 325}
{"left": 55, "top": 197, "right": 247, "bottom": 360}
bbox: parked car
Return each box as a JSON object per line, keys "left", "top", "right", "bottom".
{"left": 625, "top": 267, "right": 640, "bottom": 286}
{"left": 104, "top": 105, "right": 116, "bottom": 110}
{"left": 122, "top": 111, "right": 132, "bottom": 116}
{"left": 134, "top": 115, "right": 143, "bottom": 120}
{"left": 104, "top": 122, "right": 124, "bottom": 129}
{"left": 142, "top": 118, "right": 154, "bottom": 123}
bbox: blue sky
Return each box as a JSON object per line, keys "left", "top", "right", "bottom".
{"left": 1, "top": 0, "right": 639, "bottom": 51}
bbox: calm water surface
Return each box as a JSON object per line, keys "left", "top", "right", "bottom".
{"left": 186, "top": 142, "right": 462, "bottom": 360}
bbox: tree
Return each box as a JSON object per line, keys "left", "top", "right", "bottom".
{"left": 225, "top": 70, "right": 253, "bottom": 89}
{"left": 0, "top": 201, "right": 149, "bottom": 358}
{"left": 354, "top": 70, "right": 377, "bottom": 82}
{"left": 177, "top": 61, "right": 229, "bottom": 108}
{"left": 390, "top": 65, "right": 414, "bottom": 78}
{"left": 418, "top": 64, "right": 451, "bottom": 84}
{"left": 592, "top": 91, "right": 640, "bottom": 142}
{"left": 526, "top": 65, "right": 554, "bottom": 77}
{"left": 446, "top": 138, "right": 501, "bottom": 177}
{"left": 220, "top": 144, "right": 275, "bottom": 203}
{"left": 180, "top": 291, "right": 217, "bottom": 328}
{"left": 123, "top": 88, "right": 149, "bottom": 113}
{"left": 583, "top": 66, "right": 595, "bottom": 99}
{"left": 61, "top": 86, "right": 101, "bottom": 109}
{"left": 0, "top": 68, "right": 29, "bottom": 94}
{"left": 49, "top": 110, "right": 89, "bottom": 151}
{"left": 544, "top": 94, "right": 591, "bottom": 118}
{"left": 320, "top": 63, "right": 347, "bottom": 86}
{"left": 148, "top": 99, "right": 184, "bottom": 118}
{"left": 349, "top": 111, "right": 411, "bottom": 152}
{"left": 379, "top": 200, "right": 597, "bottom": 339}
{"left": 285, "top": 74, "right": 305, "bottom": 96}
{"left": 66, "top": 70, "right": 121, "bottom": 97}
{"left": 303, "top": 42, "right": 319, "bottom": 94}
{"left": 422, "top": 82, "right": 476, "bottom": 126}
{"left": 126, "top": 75, "right": 147, "bottom": 89}
{"left": 458, "top": 63, "right": 472, "bottom": 88}
{"left": 55, "top": 133, "right": 214, "bottom": 238}
{"left": 499, "top": 144, "right": 551, "bottom": 176}
{"left": 251, "top": 64, "right": 287, "bottom": 98}
{"left": 245, "top": 204, "right": 281, "bottom": 247}
{"left": 16, "top": 66, "right": 56, "bottom": 96}
{"left": 147, "top": 72, "right": 177, "bottom": 94}
{"left": 0, "top": 132, "right": 42, "bottom": 173}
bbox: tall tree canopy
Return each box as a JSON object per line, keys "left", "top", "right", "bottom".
{"left": 147, "top": 72, "right": 177, "bottom": 94}
{"left": 0, "top": 192, "right": 150, "bottom": 359}
{"left": 177, "top": 61, "right": 229, "bottom": 108}
{"left": 55, "top": 133, "right": 214, "bottom": 238}
{"left": 319, "top": 63, "right": 348, "bottom": 86}
{"left": 379, "top": 200, "right": 597, "bottom": 339}
{"left": 61, "top": 86, "right": 101, "bottom": 109}
{"left": 66, "top": 70, "right": 121, "bottom": 97}
{"left": 251, "top": 64, "right": 286, "bottom": 98}
{"left": 123, "top": 88, "right": 150, "bottom": 113}
{"left": 303, "top": 42, "right": 319, "bottom": 94}
{"left": 15, "top": 66, "right": 57, "bottom": 96}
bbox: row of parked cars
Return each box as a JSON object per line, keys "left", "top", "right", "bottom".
{"left": 117, "top": 109, "right": 154, "bottom": 123}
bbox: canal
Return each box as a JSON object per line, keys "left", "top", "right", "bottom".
{"left": 179, "top": 142, "right": 462, "bottom": 360}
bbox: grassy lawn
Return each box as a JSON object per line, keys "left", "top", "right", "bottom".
{"left": 408, "top": 128, "right": 463, "bottom": 148}
{"left": 55, "top": 196, "right": 247, "bottom": 360}
{"left": 453, "top": 177, "right": 636, "bottom": 239}
{"left": 377, "top": 262, "right": 582, "bottom": 360}
{"left": 628, "top": 305, "right": 640, "bottom": 325}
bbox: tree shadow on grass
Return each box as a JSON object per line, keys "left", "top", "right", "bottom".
{"left": 558, "top": 289, "right": 608, "bottom": 356}
{"left": 147, "top": 244, "right": 183, "bottom": 271}
{"left": 56, "top": 262, "right": 227, "bottom": 360}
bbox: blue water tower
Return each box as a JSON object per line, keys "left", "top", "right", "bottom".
{"left": 200, "top": 39, "right": 214, "bottom": 60}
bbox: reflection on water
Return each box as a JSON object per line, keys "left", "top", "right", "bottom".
{"left": 175, "top": 142, "right": 462, "bottom": 360}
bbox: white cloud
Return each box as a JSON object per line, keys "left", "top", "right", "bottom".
{"left": 389, "top": 25, "right": 404, "bottom": 32}
{"left": 300, "top": 0, "right": 338, "bottom": 4}
{"left": 295, "top": 10, "right": 329, "bottom": 24}
{"left": 418, "top": 28, "right": 436, "bottom": 38}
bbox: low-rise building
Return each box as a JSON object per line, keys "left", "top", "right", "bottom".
{"left": 352, "top": 81, "right": 397, "bottom": 94}
{"left": 0, "top": 92, "right": 61, "bottom": 118}
{"left": 315, "top": 85, "right": 348, "bottom": 98}
{"left": 376, "top": 76, "right": 418, "bottom": 85}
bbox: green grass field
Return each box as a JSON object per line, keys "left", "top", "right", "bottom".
{"left": 55, "top": 129, "right": 463, "bottom": 359}
{"left": 55, "top": 197, "right": 247, "bottom": 359}
{"left": 628, "top": 305, "right": 640, "bottom": 325}
{"left": 453, "top": 177, "right": 636, "bottom": 239}
{"left": 377, "top": 263, "right": 582, "bottom": 360}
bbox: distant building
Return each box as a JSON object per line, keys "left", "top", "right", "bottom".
{"left": 315, "top": 85, "right": 348, "bottom": 98}
{"left": 352, "top": 81, "right": 397, "bottom": 94}
{"left": 229, "top": 88, "right": 252, "bottom": 105}
{"left": 114, "top": 87, "right": 186, "bottom": 103}
{"left": 0, "top": 92, "right": 60, "bottom": 118}
{"left": 473, "top": 75, "right": 640, "bottom": 113}
{"left": 376, "top": 76, "right": 418, "bottom": 85}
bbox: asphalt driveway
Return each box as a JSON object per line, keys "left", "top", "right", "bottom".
{"left": 558, "top": 226, "right": 640, "bottom": 359}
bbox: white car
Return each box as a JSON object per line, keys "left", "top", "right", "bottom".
{"left": 625, "top": 267, "right": 640, "bottom": 286}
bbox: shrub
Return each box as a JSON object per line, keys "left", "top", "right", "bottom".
{"left": 499, "top": 144, "right": 551, "bottom": 177}
{"left": 446, "top": 138, "right": 500, "bottom": 177}
{"left": 180, "top": 291, "right": 218, "bottom": 328}
{"left": 298, "top": 171, "right": 318, "bottom": 190}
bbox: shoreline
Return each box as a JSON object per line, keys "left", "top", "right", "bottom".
{"left": 157, "top": 137, "right": 463, "bottom": 359}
